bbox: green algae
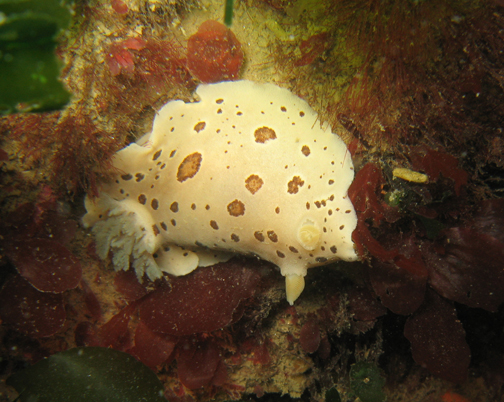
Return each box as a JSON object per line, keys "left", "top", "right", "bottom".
{"left": 0, "top": 0, "right": 71, "bottom": 114}
{"left": 7, "top": 347, "right": 167, "bottom": 402}
{"left": 349, "top": 361, "right": 386, "bottom": 402}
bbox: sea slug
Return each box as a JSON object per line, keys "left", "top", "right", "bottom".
{"left": 82, "top": 80, "right": 358, "bottom": 304}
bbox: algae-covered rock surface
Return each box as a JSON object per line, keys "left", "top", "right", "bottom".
{"left": 1, "top": 1, "right": 504, "bottom": 402}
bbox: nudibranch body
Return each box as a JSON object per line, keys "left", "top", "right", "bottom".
{"left": 82, "top": 80, "right": 358, "bottom": 304}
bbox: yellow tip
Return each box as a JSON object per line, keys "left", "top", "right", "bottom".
{"left": 285, "top": 274, "right": 305, "bottom": 305}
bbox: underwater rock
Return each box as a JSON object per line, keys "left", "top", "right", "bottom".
{"left": 317, "top": 336, "right": 331, "bottom": 360}
{"left": 294, "top": 32, "right": 332, "bottom": 67}
{"left": 80, "top": 279, "right": 102, "bottom": 320}
{"left": 299, "top": 318, "right": 320, "bottom": 354}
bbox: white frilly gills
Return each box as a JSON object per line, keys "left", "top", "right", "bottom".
{"left": 82, "top": 80, "right": 358, "bottom": 305}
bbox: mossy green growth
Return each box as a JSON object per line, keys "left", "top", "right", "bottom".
{"left": 349, "top": 361, "right": 386, "bottom": 402}
{"left": 7, "top": 347, "right": 167, "bottom": 402}
{"left": 416, "top": 214, "right": 445, "bottom": 240}
{"left": 325, "top": 386, "right": 342, "bottom": 402}
{"left": 384, "top": 189, "right": 407, "bottom": 208}
{"left": 0, "top": 0, "right": 71, "bottom": 114}
{"left": 285, "top": 0, "right": 327, "bottom": 21}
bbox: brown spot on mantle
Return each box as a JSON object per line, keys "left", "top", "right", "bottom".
{"left": 245, "top": 174, "right": 263, "bottom": 194}
{"left": 177, "top": 152, "right": 202, "bottom": 182}
{"left": 194, "top": 121, "right": 206, "bottom": 132}
{"left": 170, "top": 202, "right": 179, "bottom": 213}
{"left": 254, "top": 231, "right": 265, "bottom": 242}
{"left": 287, "top": 176, "right": 304, "bottom": 194}
{"left": 254, "top": 126, "right": 277, "bottom": 143}
{"left": 227, "top": 199, "right": 245, "bottom": 217}
{"left": 267, "top": 230, "right": 278, "bottom": 242}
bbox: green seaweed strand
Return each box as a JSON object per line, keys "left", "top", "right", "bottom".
{"left": 224, "top": 0, "right": 234, "bottom": 27}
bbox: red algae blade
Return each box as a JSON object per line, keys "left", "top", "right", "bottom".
{"left": 5, "top": 238, "right": 82, "bottom": 293}
{"left": 0, "top": 275, "right": 66, "bottom": 338}
{"left": 139, "top": 262, "right": 260, "bottom": 336}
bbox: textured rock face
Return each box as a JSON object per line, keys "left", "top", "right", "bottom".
{"left": 83, "top": 80, "right": 357, "bottom": 303}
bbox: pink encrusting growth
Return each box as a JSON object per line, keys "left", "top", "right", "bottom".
{"left": 105, "top": 37, "right": 147, "bottom": 76}
{"left": 187, "top": 20, "right": 244, "bottom": 83}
